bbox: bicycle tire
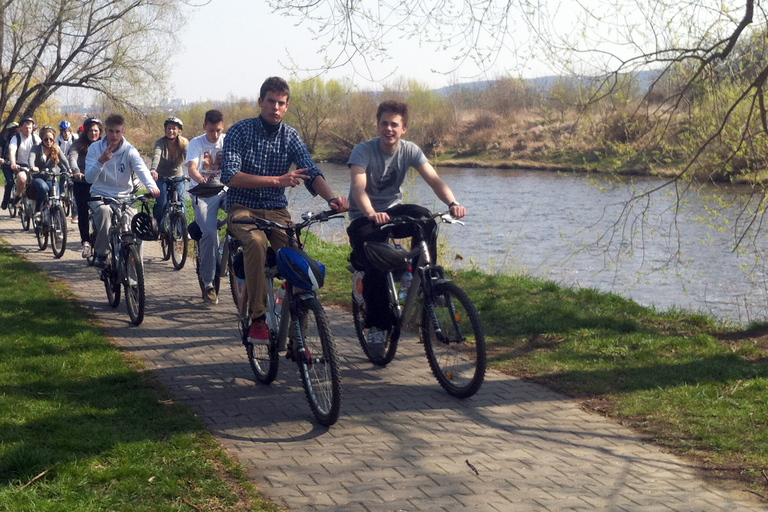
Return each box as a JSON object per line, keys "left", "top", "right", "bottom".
{"left": 8, "top": 184, "right": 17, "bottom": 218}
{"left": 61, "top": 183, "right": 71, "bottom": 217}
{"left": 421, "top": 281, "right": 486, "bottom": 398}
{"left": 20, "top": 202, "right": 30, "bottom": 231}
{"left": 247, "top": 328, "right": 279, "bottom": 384}
{"left": 104, "top": 264, "right": 120, "bottom": 308}
{"left": 35, "top": 216, "right": 48, "bottom": 250}
{"left": 352, "top": 293, "right": 400, "bottom": 366}
{"left": 85, "top": 227, "right": 96, "bottom": 266}
{"left": 295, "top": 297, "right": 342, "bottom": 426}
{"left": 160, "top": 220, "right": 171, "bottom": 260}
{"left": 123, "top": 244, "right": 145, "bottom": 325}
{"left": 50, "top": 205, "right": 67, "bottom": 258}
{"left": 169, "top": 211, "right": 188, "bottom": 270}
{"left": 228, "top": 246, "right": 245, "bottom": 310}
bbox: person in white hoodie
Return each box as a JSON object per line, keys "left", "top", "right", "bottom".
{"left": 86, "top": 113, "right": 160, "bottom": 270}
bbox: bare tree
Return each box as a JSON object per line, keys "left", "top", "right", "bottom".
{"left": 286, "top": 77, "right": 347, "bottom": 154}
{"left": 0, "top": 0, "right": 185, "bottom": 125}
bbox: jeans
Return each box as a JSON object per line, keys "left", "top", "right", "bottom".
{"left": 347, "top": 204, "right": 437, "bottom": 330}
{"left": 88, "top": 200, "right": 138, "bottom": 258}
{"left": 154, "top": 178, "right": 187, "bottom": 225}
{"left": 32, "top": 176, "right": 55, "bottom": 212}
{"left": 192, "top": 191, "right": 228, "bottom": 288}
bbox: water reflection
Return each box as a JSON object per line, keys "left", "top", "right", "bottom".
{"left": 287, "top": 163, "right": 768, "bottom": 324}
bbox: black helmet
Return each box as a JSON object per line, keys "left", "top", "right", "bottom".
{"left": 363, "top": 242, "right": 412, "bottom": 272}
{"left": 131, "top": 212, "right": 159, "bottom": 241}
{"left": 83, "top": 117, "right": 103, "bottom": 129}
{"left": 19, "top": 116, "right": 35, "bottom": 125}
{"left": 164, "top": 117, "right": 183, "bottom": 129}
{"left": 5, "top": 121, "right": 18, "bottom": 131}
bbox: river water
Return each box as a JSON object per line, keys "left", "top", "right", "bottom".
{"left": 286, "top": 163, "right": 768, "bottom": 324}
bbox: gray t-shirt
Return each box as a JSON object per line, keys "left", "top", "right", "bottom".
{"left": 347, "top": 138, "right": 428, "bottom": 220}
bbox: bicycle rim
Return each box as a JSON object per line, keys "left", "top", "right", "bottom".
{"left": 296, "top": 298, "right": 342, "bottom": 426}
{"left": 50, "top": 205, "right": 67, "bottom": 258}
{"left": 247, "top": 330, "right": 279, "bottom": 384}
{"left": 170, "top": 212, "right": 188, "bottom": 270}
{"left": 421, "top": 281, "right": 486, "bottom": 398}
{"left": 123, "top": 244, "right": 145, "bottom": 325}
{"left": 352, "top": 293, "right": 400, "bottom": 366}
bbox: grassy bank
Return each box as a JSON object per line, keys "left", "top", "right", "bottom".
{"left": 304, "top": 233, "right": 768, "bottom": 498}
{"left": 0, "top": 242, "right": 277, "bottom": 511}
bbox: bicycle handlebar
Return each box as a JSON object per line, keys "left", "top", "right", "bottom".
{"left": 379, "top": 211, "right": 464, "bottom": 231}
{"left": 89, "top": 193, "right": 153, "bottom": 206}
{"left": 231, "top": 209, "right": 344, "bottom": 232}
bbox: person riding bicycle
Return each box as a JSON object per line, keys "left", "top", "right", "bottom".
{"left": 8, "top": 116, "right": 41, "bottom": 205}
{"left": 150, "top": 116, "right": 189, "bottom": 226}
{"left": 57, "top": 120, "right": 78, "bottom": 156}
{"left": 0, "top": 121, "right": 19, "bottom": 210}
{"left": 346, "top": 100, "right": 466, "bottom": 356}
{"left": 69, "top": 117, "right": 104, "bottom": 258}
{"left": 186, "top": 109, "right": 227, "bottom": 304}
{"left": 221, "top": 76, "right": 349, "bottom": 344}
{"left": 29, "top": 126, "right": 71, "bottom": 216}
{"left": 86, "top": 114, "right": 160, "bottom": 270}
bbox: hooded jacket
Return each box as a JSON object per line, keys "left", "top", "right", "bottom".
{"left": 85, "top": 136, "right": 157, "bottom": 198}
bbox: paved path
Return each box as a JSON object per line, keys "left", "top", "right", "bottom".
{"left": 2, "top": 212, "right": 766, "bottom": 512}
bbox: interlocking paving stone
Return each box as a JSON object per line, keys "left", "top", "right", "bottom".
{"left": 2, "top": 212, "right": 767, "bottom": 512}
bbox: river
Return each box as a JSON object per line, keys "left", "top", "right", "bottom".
{"left": 285, "top": 163, "right": 768, "bottom": 324}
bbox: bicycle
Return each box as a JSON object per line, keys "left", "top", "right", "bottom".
{"left": 31, "top": 170, "right": 69, "bottom": 258}
{"left": 350, "top": 211, "right": 486, "bottom": 398}
{"left": 16, "top": 167, "right": 34, "bottom": 231}
{"left": 93, "top": 194, "right": 152, "bottom": 325}
{"left": 157, "top": 176, "right": 189, "bottom": 270}
{"left": 231, "top": 210, "right": 344, "bottom": 426}
{"left": 60, "top": 172, "right": 74, "bottom": 218}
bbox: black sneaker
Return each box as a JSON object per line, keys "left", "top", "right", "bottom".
{"left": 94, "top": 255, "right": 107, "bottom": 270}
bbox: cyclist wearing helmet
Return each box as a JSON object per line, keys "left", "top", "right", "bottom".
{"left": 8, "top": 116, "right": 41, "bottom": 204}
{"left": 86, "top": 113, "right": 160, "bottom": 270}
{"left": 221, "top": 77, "right": 349, "bottom": 343}
{"left": 69, "top": 117, "right": 103, "bottom": 258}
{"left": 29, "top": 126, "right": 71, "bottom": 214}
{"left": 1, "top": 121, "right": 19, "bottom": 210}
{"left": 57, "top": 120, "right": 78, "bottom": 156}
{"left": 151, "top": 116, "right": 188, "bottom": 225}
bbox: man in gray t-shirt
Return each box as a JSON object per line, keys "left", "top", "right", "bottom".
{"left": 347, "top": 100, "right": 466, "bottom": 355}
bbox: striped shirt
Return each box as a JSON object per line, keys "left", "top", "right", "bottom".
{"left": 221, "top": 116, "right": 322, "bottom": 210}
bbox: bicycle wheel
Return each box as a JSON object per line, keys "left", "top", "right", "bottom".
{"left": 421, "top": 281, "right": 486, "bottom": 398}
{"left": 247, "top": 327, "right": 279, "bottom": 385}
{"left": 35, "top": 216, "right": 48, "bottom": 250}
{"left": 50, "top": 205, "right": 67, "bottom": 259}
{"left": 352, "top": 293, "right": 400, "bottom": 366}
{"left": 169, "top": 211, "right": 188, "bottom": 270}
{"left": 123, "top": 244, "right": 145, "bottom": 325}
{"left": 295, "top": 297, "right": 342, "bottom": 426}
{"left": 104, "top": 253, "right": 120, "bottom": 308}
{"left": 160, "top": 216, "right": 171, "bottom": 260}
{"left": 85, "top": 226, "right": 96, "bottom": 266}
{"left": 20, "top": 202, "right": 30, "bottom": 231}
{"left": 228, "top": 247, "right": 245, "bottom": 309}
{"left": 8, "top": 184, "right": 17, "bottom": 218}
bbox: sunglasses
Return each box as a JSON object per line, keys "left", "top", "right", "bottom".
{"left": 42, "top": 137, "right": 54, "bottom": 142}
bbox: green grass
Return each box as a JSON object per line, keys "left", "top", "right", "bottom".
{"left": 306, "top": 236, "right": 768, "bottom": 494}
{"left": 0, "top": 242, "right": 277, "bottom": 511}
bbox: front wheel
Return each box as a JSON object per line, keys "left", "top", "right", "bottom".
{"left": 295, "top": 298, "right": 342, "bottom": 426}
{"left": 352, "top": 292, "right": 400, "bottom": 366}
{"left": 123, "top": 244, "right": 146, "bottom": 325}
{"left": 169, "top": 211, "right": 188, "bottom": 270}
{"left": 421, "top": 281, "right": 486, "bottom": 398}
{"left": 50, "top": 205, "right": 67, "bottom": 258}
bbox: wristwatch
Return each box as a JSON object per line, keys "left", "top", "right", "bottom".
{"left": 449, "top": 201, "right": 460, "bottom": 208}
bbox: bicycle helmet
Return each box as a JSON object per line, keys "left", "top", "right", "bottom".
{"left": 19, "top": 116, "right": 34, "bottom": 125}
{"left": 83, "top": 117, "right": 103, "bottom": 129}
{"left": 187, "top": 220, "right": 202, "bottom": 241}
{"left": 59, "top": 120, "right": 71, "bottom": 130}
{"left": 276, "top": 247, "right": 325, "bottom": 291}
{"left": 363, "top": 242, "right": 411, "bottom": 272}
{"left": 164, "top": 117, "right": 183, "bottom": 129}
{"left": 5, "top": 121, "right": 18, "bottom": 131}
{"left": 131, "top": 212, "right": 159, "bottom": 241}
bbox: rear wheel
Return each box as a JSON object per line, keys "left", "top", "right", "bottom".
{"left": 123, "top": 244, "right": 145, "bottom": 325}
{"left": 421, "top": 281, "right": 486, "bottom": 398}
{"left": 85, "top": 226, "right": 96, "bottom": 266}
{"left": 169, "top": 211, "right": 188, "bottom": 270}
{"left": 8, "top": 183, "right": 17, "bottom": 218}
{"left": 352, "top": 292, "right": 400, "bottom": 366}
{"left": 20, "top": 202, "right": 30, "bottom": 231}
{"left": 296, "top": 298, "right": 342, "bottom": 426}
{"left": 247, "top": 329, "right": 279, "bottom": 385}
{"left": 104, "top": 254, "right": 120, "bottom": 309}
{"left": 50, "top": 205, "right": 67, "bottom": 258}
{"left": 228, "top": 246, "right": 245, "bottom": 310}
{"left": 35, "top": 214, "right": 48, "bottom": 250}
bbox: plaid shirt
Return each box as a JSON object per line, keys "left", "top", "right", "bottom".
{"left": 221, "top": 116, "right": 322, "bottom": 210}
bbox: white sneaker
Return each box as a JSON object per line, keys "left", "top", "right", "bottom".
{"left": 366, "top": 328, "right": 387, "bottom": 358}
{"left": 81, "top": 241, "right": 92, "bottom": 258}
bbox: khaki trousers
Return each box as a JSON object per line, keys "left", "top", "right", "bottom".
{"left": 227, "top": 205, "right": 291, "bottom": 321}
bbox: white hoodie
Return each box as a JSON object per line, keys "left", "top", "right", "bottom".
{"left": 85, "top": 137, "right": 157, "bottom": 198}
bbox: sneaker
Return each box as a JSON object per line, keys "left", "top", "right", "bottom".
{"left": 71, "top": 216, "right": 78, "bottom": 224}
{"left": 204, "top": 286, "right": 218, "bottom": 304}
{"left": 366, "top": 328, "right": 387, "bottom": 358}
{"left": 247, "top": 319, "right": 270, "bottom": 345}
{"left": 81, "top": 241, "right": 92, "bottom": 259}
{"left": 94, "top": 254, "right": 107, "bottom": 270}
{"left": 1, "top": 199, "right": 6, "bottom": 210}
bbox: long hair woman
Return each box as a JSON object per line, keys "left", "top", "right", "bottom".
{"left": 29, "top": 126, "right": 70, "bottom": 214}
{"left": 68, "top": 117, "right": 103, "bottom": 258}
{"left": 150, "top": 117, "right": 188, "bottom": 224}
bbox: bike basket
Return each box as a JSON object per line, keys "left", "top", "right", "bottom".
{"left": 363, "top": 242, "right": 410, "bottom": 272}
{"left": 131, "top": 212, "right": 159, "bottom": 241}
{"left": 187, "top": 220, "right": 202, "bottom": 241}
{"left": 276, "top": 247, "right": 325, "bottom": 291}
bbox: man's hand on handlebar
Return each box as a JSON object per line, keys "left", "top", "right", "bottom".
{"left": 367, "top": 211, "right": 391, "bottom": 225}
{"left": 149, "top": 187, "right": 161, "bottom": 198}
{"left": 449, "top": 204, "right": 466, "bottom": 219}
{"left": 328, "top": 196, "right": 350, "bottom": 213}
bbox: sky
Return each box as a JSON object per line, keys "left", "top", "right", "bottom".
{"left": 169, "top": 0, "right": 549, "bottom": 103}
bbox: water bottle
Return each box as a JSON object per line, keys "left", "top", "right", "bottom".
{"left": 352, "top": 270, "right": 364, "bottom": 304}
{"left": 274, "top": 282, "right": 285, "bottom": 317}
{"left": 399, "top": 264, "right": 413, "bottom": 301}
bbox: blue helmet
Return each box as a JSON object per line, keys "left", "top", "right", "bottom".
{"left": 276, "top": 247, "right": 325, "bottom": 291}
{"left": 59, "top": 120, "right": 71, "bottom": 130}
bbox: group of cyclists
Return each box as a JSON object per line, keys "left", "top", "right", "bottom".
{"left": 0, "top": 75, "right": 467, "bottom": 376}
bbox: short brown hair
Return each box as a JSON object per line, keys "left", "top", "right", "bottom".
{"left": 376, "top": 101, "right": 409, "bottom": 128}
{"left": 204, "top": 109, "right": 223, "bottom": 125}
{"left": 105, "top": 114, "right": 125, "bottom": 128}
{"left": 259, "top": 77, "right": 290, "bottom": 101}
